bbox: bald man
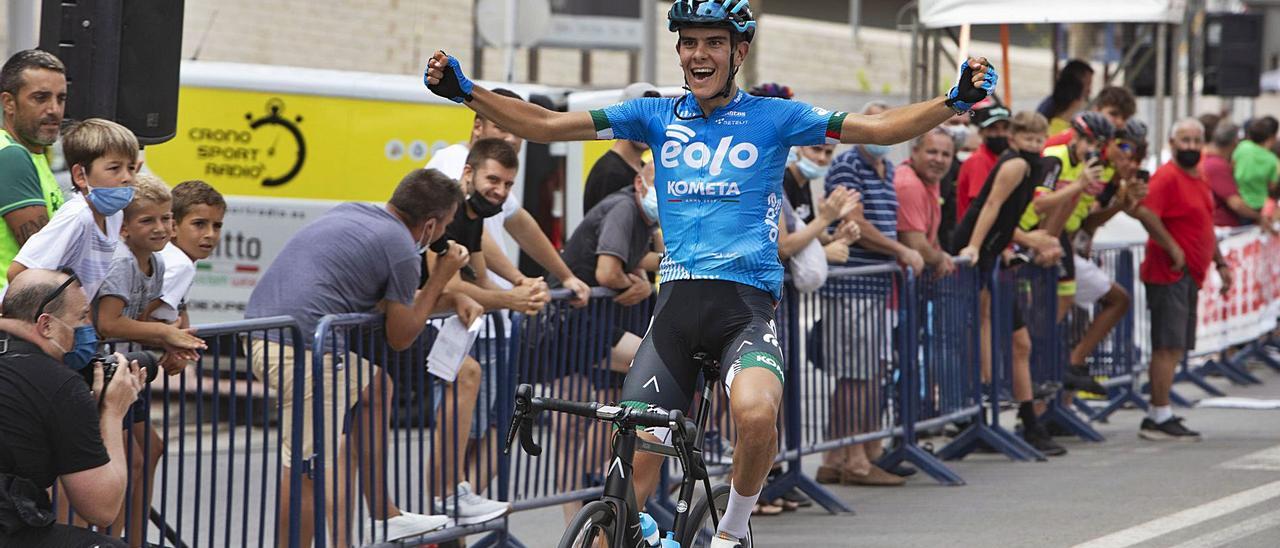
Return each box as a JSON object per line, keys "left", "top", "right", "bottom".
{"left": 0, "top": 268, "right": 144, "bottom": 547}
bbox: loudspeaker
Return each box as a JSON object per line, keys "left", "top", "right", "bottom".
{"left": 39, "top": 0, "right": 184, "bottom": 145}
{"left": 1126, "top": 24, "right": 1173, "bottom": 97}
{"left": 1203, "top": 12, "right": 1263, "bottom": 97}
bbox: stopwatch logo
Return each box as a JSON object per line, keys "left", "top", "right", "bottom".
{"left": 244, "top": 98, "right": 306, "bottom": 187}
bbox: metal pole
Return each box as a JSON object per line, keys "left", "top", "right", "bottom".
{"left": 1172, "top": 21, "right": 1182, "bottom": 122}
{"left": 1155, "top": 23, "right": 1168, "bottom": 163}
{"left": 641, "top": 0, "right": 656, "bottom": 83}
{"left": 909, "top": 19, "right": 920, "bottom": 103}
{"left": 1185, "top": 3, "right": 1198, "bottom": 119}
{"left": 503, "top": 0, "right": 518, "bottom": 82}
{"left": 8, "top": 0, "right": 38, "bottom": 56}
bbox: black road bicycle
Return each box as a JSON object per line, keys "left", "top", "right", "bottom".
{"left": 505, "top": 353, "right": 751, "bottom": 548}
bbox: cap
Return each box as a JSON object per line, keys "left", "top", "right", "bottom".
{"left": 623, "top": 82, "right": 661, "bottom": 101}
{"left": 971, "top": 99, "right": 1010, "bottom": 128}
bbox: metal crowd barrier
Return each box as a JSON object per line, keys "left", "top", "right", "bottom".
{"left": 1070, "top": 245, "right": 1149, "bottom": 422}
{"left": 308, "top": 310, "right": 509, "bottom": 548}
{"left": 56, "top": 316, "right": 308, "bottom": 548}
{"left": 501, "top": 287, "right": 658, "bottom": 544}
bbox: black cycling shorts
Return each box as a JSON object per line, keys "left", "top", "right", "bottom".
{"left": 618, "top": 280, "right": 783, "bottom": 431}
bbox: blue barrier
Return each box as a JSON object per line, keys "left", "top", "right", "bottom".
{"left": 1071, "top": 246, "right": 1149, "bottom": 422}
{"left": 308, "top": 310, "right": 509, "bottom": 548}
{"left": 56, "top": 316, "right": 308, "bottom": 548}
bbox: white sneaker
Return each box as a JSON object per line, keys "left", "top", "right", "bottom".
{"left": 434, "top": 481, "right": 511, "bottom": 525}
{"left": 366, "top": 511, "right": 449, "bottom": 542}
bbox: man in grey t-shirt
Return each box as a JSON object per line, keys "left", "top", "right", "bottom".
{"left": 245, "top": 168, "right": 471, "bottom": 546}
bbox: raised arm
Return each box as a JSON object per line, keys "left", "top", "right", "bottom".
{"left": 840, "top": 58, "right": 996, "bottom": 146}
{"left": 424, "top": 51, "right": 596, "bottom": 143}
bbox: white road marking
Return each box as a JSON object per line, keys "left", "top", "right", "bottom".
{"left": 1072, "top": 480, "right": 1280, "bottom": 548}
{"left": 1166, "top": 508, "right": 1280, "bottom": 548}
{"left": 1218, "top": 444, "right": 1280, "bottom": 472}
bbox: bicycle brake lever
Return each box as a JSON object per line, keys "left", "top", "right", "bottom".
{"left": 518, "top": 416, "right": 541, "bottom": 457}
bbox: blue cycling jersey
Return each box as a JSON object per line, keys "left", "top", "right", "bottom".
{"left": 592, "top": 90, "right": 846, "bottom": 298}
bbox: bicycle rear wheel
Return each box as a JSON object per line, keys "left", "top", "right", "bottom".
{"left": 679, "top": 484, "right": 754, "bottom": 547}
{"left": 559, "top": 500, "right": 618, "bottom": 548}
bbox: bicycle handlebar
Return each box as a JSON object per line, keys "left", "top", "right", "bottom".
{"left": 504, "top": 384, "right": 695, "bottom": 458}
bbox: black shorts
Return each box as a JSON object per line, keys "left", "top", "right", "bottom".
{"left": 619, "top": 280, "right": 783, "bottom": 427}
{"left": 1146, "top": 275, "right": 1198, "bottom": 351}
{"left": 980, "top": 265, "right": 1026, "bottom": 331}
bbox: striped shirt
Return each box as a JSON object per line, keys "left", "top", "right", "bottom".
{"left": 826, "top": 147, "right": 898, "bottom": 266}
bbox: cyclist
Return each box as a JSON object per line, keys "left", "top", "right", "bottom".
{"left": 425, "top": 1, "right": 996, "bottom": 545}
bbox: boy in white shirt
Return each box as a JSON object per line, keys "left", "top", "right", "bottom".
{"left": 147, "top": 180, "right": 225, "bottom": 329}
{"left": 93, "top": 173, "right": 205, "bottom": 547}
{"left": 8, "top": 118, "right": 139, "bottom": 299}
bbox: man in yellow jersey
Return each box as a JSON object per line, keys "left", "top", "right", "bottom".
{"left": 0, "top": 50, "right": 67, "bottom": 292}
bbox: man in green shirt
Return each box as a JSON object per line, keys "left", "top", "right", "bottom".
{"left": 1232, "top": 116, "right": 1278, "bottom": 210}
{"left": 0, "top": 50, "right": 67, "bottom": 291}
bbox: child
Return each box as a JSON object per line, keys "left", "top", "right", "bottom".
{"left": 9, "top": 118, "right": 139, "bottom": 299}
{"left": 93, "top": 173, "right": 205, "bottom": 546}
{"left": 147, "top": 180, "right": 225, "bottom": 331}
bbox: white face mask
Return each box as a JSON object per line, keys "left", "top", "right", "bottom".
{"left": 956, "top": 151, "right": 973, "bottom": 162}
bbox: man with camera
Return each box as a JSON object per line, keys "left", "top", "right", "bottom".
{"left": 0, "top": 268, "right": 144, "bottom": 547}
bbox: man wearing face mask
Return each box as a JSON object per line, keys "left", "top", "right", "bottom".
{"left": 0, "top": 268, "right": 145, "bottom": 547}
{"left": 246, "top": 168, "right": 470, "bottom": 546}
{"left": 784, "top": 144, "right": 835, "bottom": 224}
{"left": 956, "top": 99, "right": 1011, "bottom": 219}
{"left": 1137, "top": 118, "right": 1231, "bottom": 442}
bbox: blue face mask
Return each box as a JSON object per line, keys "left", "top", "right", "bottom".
{"left": 641, "top": 185, "right": 660, "bottom": 224}
{"left": 86, "top": 185, "right": 135, "bottom": 216}
{"left": 862, "top": 144, "right": 892, "bottom": 158}
{"left": 796, "top": 156, "right": 830, "bottom": 180}
{"left": 50, "top": 316, "right": 99, "bottom": 371}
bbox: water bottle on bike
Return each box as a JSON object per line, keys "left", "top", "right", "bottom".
{"left": 639, "top": 512, "right": 661, "bottom": 546}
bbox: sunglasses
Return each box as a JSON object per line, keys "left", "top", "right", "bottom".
{"left": 33, "top": 268, "right": 79, "bottom": 323}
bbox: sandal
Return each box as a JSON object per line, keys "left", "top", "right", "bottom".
{"left": 772, "top": 497, "right": 800, "bottom": 511}
{"left": 751, "top": 502, "right": 784, "bottom": 516}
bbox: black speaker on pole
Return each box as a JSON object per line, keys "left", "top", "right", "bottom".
{"left": 1203, "top": 12, "right": 1263, "bottom": 97}
{"left": 38, "top": 0, "right": 185, "bottom": 145}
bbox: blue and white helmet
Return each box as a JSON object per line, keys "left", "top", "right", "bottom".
{"left": 668, "top": 0, "right": 757, "bottom": 43}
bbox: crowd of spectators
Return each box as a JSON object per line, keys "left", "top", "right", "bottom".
{"left": 0, "top": 44, "right": 1277, "bottom": 547}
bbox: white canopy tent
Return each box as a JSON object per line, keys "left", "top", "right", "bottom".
{"left": 910, "top": 0, "right": 1191, "bottom": 160}
{"left": 917, "top": 0, "right": 1187, "bottom": 28}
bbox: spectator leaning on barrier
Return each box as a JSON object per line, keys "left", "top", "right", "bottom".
{"left": 246, "top": 168, "right": 469, "bottom": 546}
{"left": 956, "top": 98, "right": 1011, "bottom": 219}
{"left": 7, "top": 118, "right": 139, "bottom": 300}
{"left": 91, "top": 173, "right": 206, "bottom": 547}
{"left": 426, "top": 89, "right": 591, "bottom": 308}
{"left": 1232, "top": 116, "right": 1279, "bottom": 211}
{"left": 1139, "top": 118, "right": 1232, "bottom": 442}
{"left": 826, "top": 101, "right": 926, "bottom": 273}
{"left": 0, "top": 50, "right": 67, "bottom": 294}
{"left": 1201, "top": 122, "right": 1259, "bottom": 227}
{"left": 0, "top": 269, "right": 146, "bottom": 548}
{"left": 1038, "top": 59, "right": 1094, "bottom": 136}
{"left": 148, "top": 180, "right": 225, "bottom": 327}
{"left": 951, "top": 111, "right": 1068, "bottom": 457}
{"left": 583, "top": 82, "right": 660, "bottom": 214}
{"left": 818, "top": 100, "right": 924, "bottom": 487}
{"left": 552, "top": 161, "right": 663, "bottom": 522}
{"left": 438, "top": 138, "right": 544, "bottom": 524}
{"left": 896, "top": 127, "right": 957, "bottom": 277}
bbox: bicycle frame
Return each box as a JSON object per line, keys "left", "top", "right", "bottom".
{"left": 507, "top": 357, "right": 724, "bottom": 548}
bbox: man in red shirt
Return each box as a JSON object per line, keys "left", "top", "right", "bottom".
{"left": 955, "top": 100, "right": 1010, "bottom": 218}
{"left": 1139, "top": 118, "right": 1233, "bottom": 442}
{"left": 897, "top": 128, "right": 957, "bottom": 276}
{"left": 1201, "top": 122, "right": 1261, "bottom": 227}
{"left": 1042, "top": 86, "right": 1136, "bottom": 150}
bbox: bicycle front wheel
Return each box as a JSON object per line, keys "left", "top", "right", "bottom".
{"left": 559, "top": 500, "right": 619, "bottom": 548}
{"left": 679, "top": 484, "right": 754, "bottom": 547}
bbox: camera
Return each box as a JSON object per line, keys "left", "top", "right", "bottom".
{"left": 81, "top": 351, "right": 161, "bottom": 388}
